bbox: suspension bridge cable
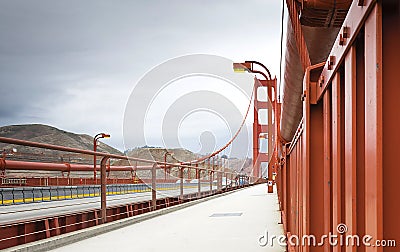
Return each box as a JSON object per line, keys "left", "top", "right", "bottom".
{"left": 183, "top": 85, "right": 255, "bottom": 165}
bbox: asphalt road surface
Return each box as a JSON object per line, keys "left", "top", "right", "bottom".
{"left": 0, "top": 185, "right": 216, "bottom": 224}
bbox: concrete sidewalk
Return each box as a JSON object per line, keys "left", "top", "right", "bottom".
{"left": 52, "top": 184, "right": 285, "bottom": 252}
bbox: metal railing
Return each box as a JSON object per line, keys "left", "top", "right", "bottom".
{"left": 0, "top": 182, "right": 230, "bottom": 205}
{"left": 0, "top": 136, "right": 257, "bottom": 250}
{"left": 0, "top": 136, "right": 255, "bottom": 219}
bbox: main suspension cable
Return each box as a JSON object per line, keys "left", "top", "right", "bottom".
{"left": 184, "top": 85, "right": 255, "bottom": 165}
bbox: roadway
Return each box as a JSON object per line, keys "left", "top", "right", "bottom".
{"left": 0, "top": 185, "right": 216, "bottom": 224}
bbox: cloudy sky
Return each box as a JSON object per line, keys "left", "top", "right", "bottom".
{"left": 0, "top": 1, "right": 284, "bottom": 156}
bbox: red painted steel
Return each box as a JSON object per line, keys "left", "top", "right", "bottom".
{"left": 301, "top": 0, "right": 352, "bottom": 9}
{"left": 285, "top": 0, "right": 311, "bottom": 71}
{"left": 277, "top": 1, "right": 398, "bottom": 251}
{"left": 364, "top": 4, "right": 383, "bottom": 251}
{"left": 0, "top": 159, "right": 153, "bottom": 172}
{"left": 253, "top": 78, "right": 276, "bottom": 178}
{"left": 381, "top": 1, "right": 400, "bottom": 250}
{"left": 151, "top": 164, "right": 157, "bottom": 211}
{"left": 100, "top": 156, "right": 108, "bottom": 224}
{"left": 331, "top": 71, "right": 344, "bottom": 252}
{"left": 280, "top": 16, "right": 306, "bottom": 142}
{"left": 315, "top": 0, "right": 377, "bottom": 103}
{"left": 323, "top": 88, "right": 331, "bottom": 252}
{"left": 344, "top": 46, "right": 357, "bottom": 250}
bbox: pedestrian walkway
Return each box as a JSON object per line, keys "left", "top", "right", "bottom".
{"left": 51, "top": 184, "right": 285, "bottom": 252}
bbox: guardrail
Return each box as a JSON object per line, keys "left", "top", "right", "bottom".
{"left": 0, "top": 182, "right": 219, "bottom": 205}
{"left": 0, "top": 182, "right": 250, "bottom": 250}
{"left": 0, "top": 137, "right": 255, "bottom": 223}
{"left": 0, "top": 137, "right": 257, "bottom": 250}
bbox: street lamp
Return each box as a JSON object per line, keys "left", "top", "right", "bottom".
{"left": 93, "top": 133, "right": 110, "bottom": 182}
{"left": 233, "top": 61, "right": 272, "bottom": 81}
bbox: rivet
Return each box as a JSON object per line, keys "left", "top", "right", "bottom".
{"left": 339, "top": 27, "right": 349, "bottom": 46}
{"left": 339, "top": 34, "right": 345, "bottom": 46}
{"left": 343, "top": 26, "right": 349, "bottom": 38}
{"left": 301, "top": 91, "right": 307, "bottom": 101}
{"left": 319, "top": 75, "right": 325, "bottom": 87}
{"left": 328, "top": 56, "right": 336, "bottom": 70}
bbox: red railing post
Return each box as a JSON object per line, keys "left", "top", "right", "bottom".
{"left": 209, "top": 171, "right": 213, "bottom": 193}
{"left": 151, "top": 164, "right": 157, "bottom": 210}
{"left": 217, "top": 171, "right": 221, "bottom": 192}
{"left": 100, "top": 156, "right": 109, "bottom": 224}
{"left": 197, "top": 164, "right": 201, "bottom": 198}
{"left": 179, "top": 167, "right": 183, "bottom": 200}
{"left": 93, "top": 138, "right": 97, "bottom": 183}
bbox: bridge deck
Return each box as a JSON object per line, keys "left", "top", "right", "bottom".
{"left": 0, "top": 186, "right": 215, "bottom": 224}
{"left": 51, "top": 184, "right": 284, "bottom": 252}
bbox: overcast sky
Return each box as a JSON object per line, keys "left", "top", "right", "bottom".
{"left": 0, "top": 1, "right": 284, "bottom": 156}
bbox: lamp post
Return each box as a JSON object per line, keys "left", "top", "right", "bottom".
{"left": 93, "top": 133, "right": 110, "bottom": 182}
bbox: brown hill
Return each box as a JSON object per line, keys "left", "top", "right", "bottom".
{"left": 115, "top": 148, "right": 199, "bottom": 166}
{"left": 116, "top": 148, "right": 251, "bottom": 177}
{"left": 0, "top": 124, "right": 122, "bottom": 163}
{"left": 114, "top": 148, "right": 199, "bottom": 178}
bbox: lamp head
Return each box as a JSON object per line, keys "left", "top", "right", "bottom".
{"left": 233, "top": 62, "right": 252, "bottom": 73}
{"left": 101, "top": 133, "right": 110, "bottom": 138}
